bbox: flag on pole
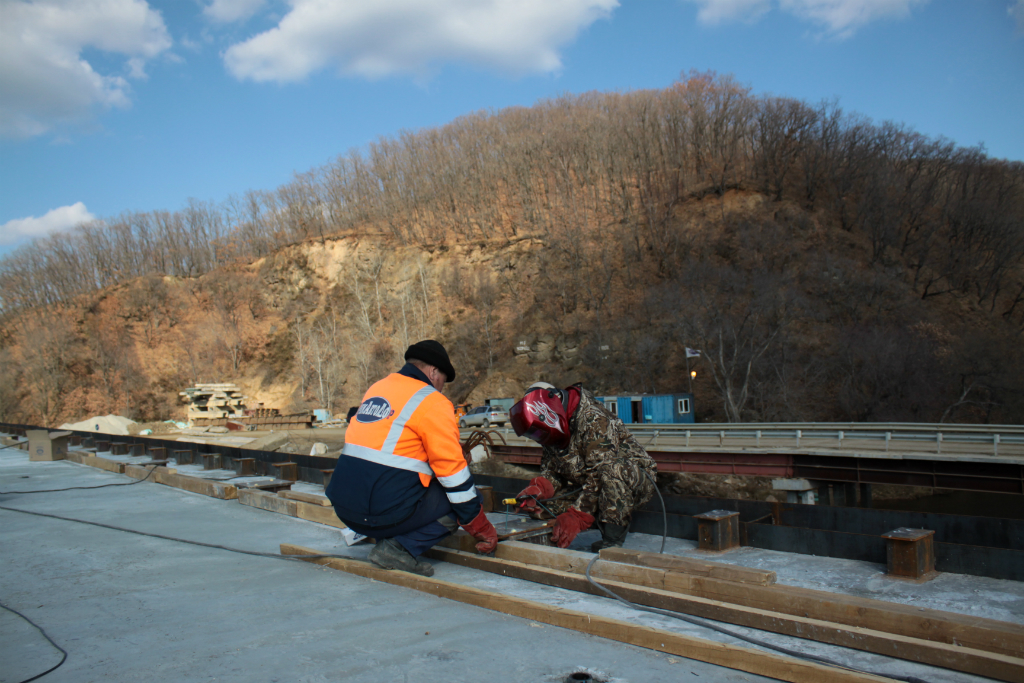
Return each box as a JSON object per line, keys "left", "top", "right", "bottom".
{"left": 685, "top": 348, "right": 701, "bottom": 358}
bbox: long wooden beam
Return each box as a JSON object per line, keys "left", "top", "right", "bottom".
{"left": 424, "top": 545, "right": 1024, "bottom": 682}
{"left": 599, "top": 547, "right": 776, "bottom": 584}
{"left": 237, "top": 488, "right": 346, "bottom": 528}
{"left": 452, "top": 538, "right": 1024, "bottom": 660}
{"left": 124, "top": 465, "right": 238, "bottom": 499}
{"left": 66, "top": 451, "right": 126, "bottom": 474}
{"left": 280, "top": 543, "right": 893, "bottom": 683}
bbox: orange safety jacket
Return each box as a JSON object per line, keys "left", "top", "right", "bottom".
{"left": 327, "top": 364, "right": 480, "bottom": 527}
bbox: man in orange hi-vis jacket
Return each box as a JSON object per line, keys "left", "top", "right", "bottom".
{"left": 326, "top": 340, "right": 497, "bottom": 576}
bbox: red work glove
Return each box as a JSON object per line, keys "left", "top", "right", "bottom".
{"left": 551, "top": 508, "right": 594, "bottom": 549}
{"left": 461, "top": 507, "right": 498, "bottom": 554}
{"left": 515, "top": 476, "right": 555, "bottom": 512}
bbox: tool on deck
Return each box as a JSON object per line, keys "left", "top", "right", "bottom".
{"left": 498, "top": 496, "right": 557, "bottom": 544}
{"left": 510, "top": 493, "right": 559, "bottom": 519}
{"left": 495, "top": 520, "right": 556, "bottom": 544}
{"left": 502, "top": 498, "right": 516, "bottom": 531}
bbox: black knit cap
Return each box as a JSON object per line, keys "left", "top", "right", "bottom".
{"left": 405, "top": 339, "right": 456, "bottom": 382}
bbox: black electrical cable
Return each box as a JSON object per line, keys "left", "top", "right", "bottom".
{"left": 0, "top": 599, "right": 68, "bottom": 683}
{"left": 0, "top": 504, "right": 350, "bottom": 563}
{"left": 583, "top": 472, "right": 930, "bottom": 683}
{"left": 546, "top": 487, "right": 582, "bottom": 502}
{"left": 0, "top": 501, "right": 352, "bottom": 682}
{"left": 1, "top": 450, "right": 930, "bottom": 681}
{"left": 583, "top": 556, "right": 931, "bottom": 682}
{"left": 1, "top": 440, "right": 28, "bottom": 451}
{"left": 0, "top": 462, "right": 160, "bottom": 495}
{"left": 644, "top": 471, "right": 667, "bottom": 554}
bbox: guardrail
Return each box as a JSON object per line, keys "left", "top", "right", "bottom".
{"left": 627, "top": 423, "right": 1024, "bottom": 458}
{"left": 471, "top": 422, "right": 1024, "bottom": 459}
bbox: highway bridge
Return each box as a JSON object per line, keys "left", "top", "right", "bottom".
{"left": 471, "top": 422, "right": 1024, "bottom": 496}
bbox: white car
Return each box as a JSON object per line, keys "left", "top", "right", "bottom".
{"left": 459, "top": 405, "right": 508, "bottom": 429}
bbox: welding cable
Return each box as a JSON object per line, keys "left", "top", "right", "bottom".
{"left": 546, "top": 487, "right": 582, "bottom": 502}
{"left": 0, "top": 504, "right": 350, "bottom": 563}
{"left": 531, "top": 497, "right": 560, "bottom": 520}
{"left": 0, "top": 599, "right": 68, "bottom": 683}
{"left": 0, "top": 463, "right": 160, "bottom": 495}
{"left": 644, "top": 471, "right": 668, "bottom": 554}
{"left": 582, "top": 555, "right": 932, "bottom": 683}
{"left": 516, "top": 487, "right": 581, "bottom": 512}
{"left": 594, "top": 473, "right": 928, "bottom": 682}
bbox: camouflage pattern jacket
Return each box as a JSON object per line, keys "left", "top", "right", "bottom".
{"left": 540, "top": 387, "right": 657, "bottom": 526}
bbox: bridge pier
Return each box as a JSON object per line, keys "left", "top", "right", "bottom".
{"left": 774, "top": 479, "right": 873, "bottom": 507}
{"left": 772, "top": 478, "right": 817, "bottom": 505}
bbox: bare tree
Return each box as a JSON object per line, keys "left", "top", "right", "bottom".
{"left": 672, "top": 265, "right": 793, "bottom": 422}
{"left": 21, "top": 315, "right": 77, "bottom": 425}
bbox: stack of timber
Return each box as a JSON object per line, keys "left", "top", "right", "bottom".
{"left": 180, "top": 384, "right": 248, "bottom": 423}
{"left": 180, "top": 384, "right": 313, "bottom": 429}
{"left": 244, "top": 406, "right": 280, "bottom": 418}
{"left": 194, "top": 413, "right": 314, "bottom": 430}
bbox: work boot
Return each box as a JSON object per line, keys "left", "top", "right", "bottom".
{"left": 590, "top": 521, "right": 629, "bottom": 553}
{"left": 368, "top": 538, "right": 435, "bottom": 577}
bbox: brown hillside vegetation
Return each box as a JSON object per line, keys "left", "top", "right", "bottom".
{"left": 1, "top": 72, "right": 1022, "bottom": 426}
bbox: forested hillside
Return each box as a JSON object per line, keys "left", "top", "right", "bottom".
{"left": 2, "top": 72, "right": 1022, "bottom": 426}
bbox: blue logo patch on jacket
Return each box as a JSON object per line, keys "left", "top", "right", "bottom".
{"left": 356, "top": 397, "right": 395, "bottom": 423}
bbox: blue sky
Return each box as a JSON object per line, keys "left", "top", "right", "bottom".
{"left": 1, "top": 0, "right": 1022, "bottom": 256}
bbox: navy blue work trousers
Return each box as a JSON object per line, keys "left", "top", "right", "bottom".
{"left": 341, "top": 478, "right": 455, "bottom": 557}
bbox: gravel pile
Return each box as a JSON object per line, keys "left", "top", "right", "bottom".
{"left": 59, "top": 415, "right": 137, "bottom": 435}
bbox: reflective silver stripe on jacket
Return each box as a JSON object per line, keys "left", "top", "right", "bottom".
{"left": 340, "top": 385, "right": 438, "bottom": 476}
{"left": 340, "top": 442, "right": 434, "bottom": 475}
{"left": 380, "top": 385, "right": 435, "bottom": 453}
{"left": 446, "top": 486, "right": 478, "bottom": 504}
{"left": 437, "top": 467, "right": 471, "bottom": 488}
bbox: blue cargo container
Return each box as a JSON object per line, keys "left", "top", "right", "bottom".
{"left": 595, "top": 393, "right": 695, "bottom": 424}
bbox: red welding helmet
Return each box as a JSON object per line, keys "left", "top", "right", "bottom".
{"left": 510, "top": 382, "right": 571, "bottom": 449}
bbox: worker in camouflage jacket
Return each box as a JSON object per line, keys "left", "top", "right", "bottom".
{"left": 508, "top": 382, "right": 657, "bottom": 552}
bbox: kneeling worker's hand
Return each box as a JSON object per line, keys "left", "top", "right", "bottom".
{"left": 515, "top": 476, "right": 555, "bottom": 512}
{"left": 462, "top": 507, "right": 498, "bottom": 554}
{"left": 551, "top": 508, "right": 594, "bottom": 549}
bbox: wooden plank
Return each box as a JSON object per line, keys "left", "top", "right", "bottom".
{"left": 438, "top": 536, "right": 710, "bottom": 592}
{"left": 280, "top": 543, "right": 891, "bottom": 683}
{"left": 124, "top": 465, "right": 238, "bottom": 500}
{"left": 424, "top": 545, "right": 1024, "bottom": 683}
{"left": 686, "top": 576, "right": 1024, "bottom": 659}
{"left": 279, "top": 490, "right": 332, "bottom": 506}
{"left": 235, "top": 489, "right": 345, "bottom": 528}
{"left": 294, "top": 500, "right": 346, "bottom": 528}
{"left": 465, "top": 540, "right": 1024, "bottom": 659}
{"left": 600, "top": 547, "right": 776, "bottom": 585}
{"left": 65, "top": 451, "right": 126, "bottom": 474}
{"left": 238, "top": 488, "right": 298, "bottom": 516}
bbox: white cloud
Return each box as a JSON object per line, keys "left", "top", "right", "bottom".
{"left": 222, "top": 0, "right": 618, "bottom": 83}
{"left": 1011, "top": 0, "right": 1024, "bottom": 36}
{"left": 203, "top": 0, "right": 267, "bottom": 23}
{"left": 0, "top": 0, "right": 172, "bottom": 138}
{"left": 0, "top": 203, "right": 96, "bottom": 246}
{"left": 780, "top": 0, "right": 928, "bottom": 38}
{"left": 685, "top": 0, "right": 771, "bottom": 24}
{"left": 683, "top": 0, "right": 929, "bottom": 37}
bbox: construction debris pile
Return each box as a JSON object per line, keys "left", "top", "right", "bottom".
{"left": 179, "top": 384, "right": 313, "bottom": 430}
{"left": 180, "top": 384, "right": 248, "bottom": 424}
